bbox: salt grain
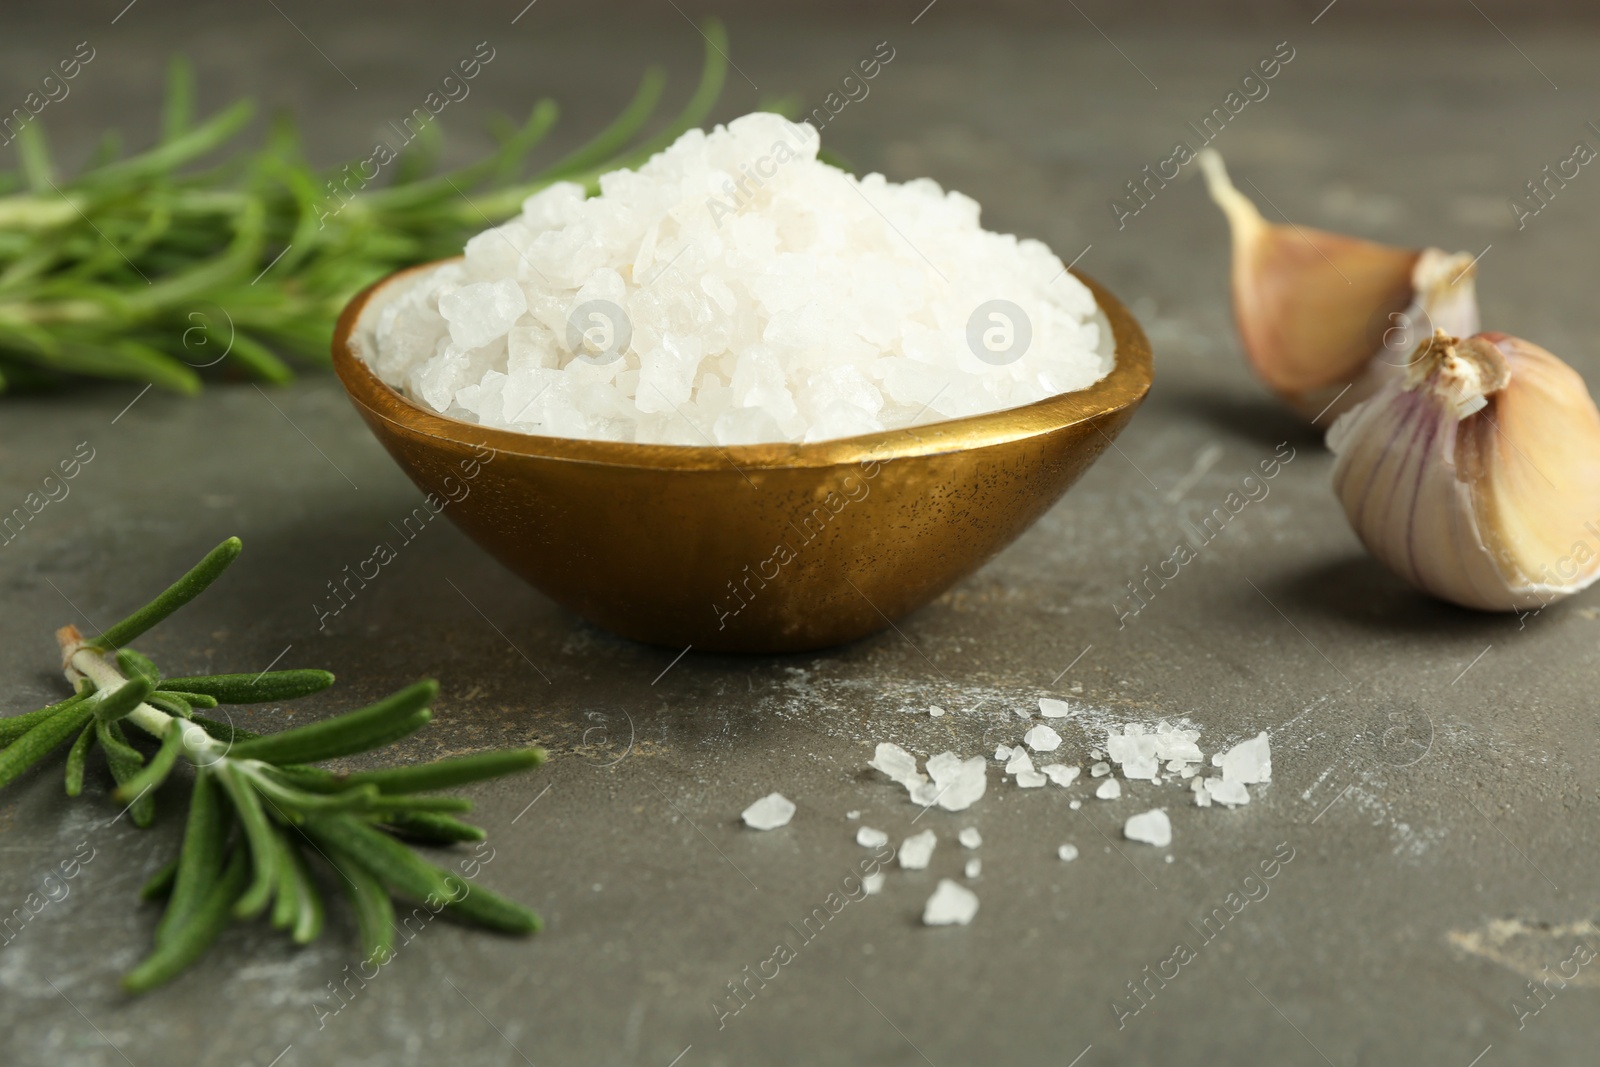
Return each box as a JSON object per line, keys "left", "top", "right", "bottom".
{"left": 368, "top": 112, "right": 1109, "bottom": 445}
{"left": 1090, "top": 761, "right": 1111, "bottom": 778}
{"left": 1203, "top": 778, "right": 1252, "bottom": 807}
{"left": 1123, "top": 808, "right": 1172, "bottom": 847}
{"left": 1069, "top": 799, "right": 1082, "bottom": 810}
{"left": 922, "top": 879, "right": 980, "bottom": 926}
{"left": 1038, "top": 697, "right": 1072, "bottom": 718}
{"left": 1042, "top": 764, "right": 1081, "bottom": 787}
{"left": 741, "top": 792, "right": 796, "bottom": 830}
{"left": 1095, "top": 779, "right": 1122, "bottom": 800}
{"left": 1058, "top": 843, "right": 1079, "bottom": 862}
{"left": 857, "top": 826, "right": 890, "bottom": 848}
{"left": 965, "top": 858, "right": 982, "bottom": 879}
{"left": 1024, "top": 724, "right": 1062, "bottom": 752}
{"left": 899, "top": 829, "right": 938, "bottom": 869}
{"left": 863, "top": 872, "right": 886, "bottom": 895}
{"left": 1216, "top": 732, "right": 1272, "bottom": 784}
{"left": 929, "top": 705, "right": 946, "bottom": 717}
{"left": 959, "top": 827, "right": 983, "bottom": 849}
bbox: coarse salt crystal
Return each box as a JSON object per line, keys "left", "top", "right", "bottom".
{"left": 1090, "top": 761, "right": 1111, "bottom": 778}
{"left": 899, "top": 829, "right": 938, "bottom": 869}
{"left": 1058, "top": 843, "right": 1079, "bottom": 862}
{"left": 994, "top": 744, "right": 1016, "bottom": 762}
{"left": 1096, "top": 779, "right": 1122, "bottom": 800}
{"left": 857, "top": 826, "right": 889, "bottom": 848}
{"left": 929, "top": 705, "right": 946, "bottom": 717}
{"left": 1069, "top": 799, "right": 1083, "bottom": 810}
{"left": 863, "top": 872, "right": 886, "bottom": 895}
{"left": 869, "top": 742, "right": 922, "bottom": 786}
{"left": 1203, "top": 778, "right": 1251, "bottom": 807}
{"left": 965, "top": 858, "right": 982, "bottom": 879}
{"left": 1043, "top": 764, "right": 1081, "bottom": 787}
{"left": 1123, "top": 808, "right": 1172, "bottom": 847}
{"left": 1217, "top": 732, "right": 1272, "bottom": 784}
{"left": 1038, "top": 697, "right": 1072, "bottom": 718}
{"left": 922, "top": 879, "right": 979, "bottom": 926}
{"left": 741, "top": 792, "right": 796, "bottom": 830}
{"left": 846, "top": 810, "right": 861, "bottom": 820}
{"left": 959, "top": 827, "right": 983, "bottom": 849}
{"left": 1024, "top": 724, "right": 1062, "bottom": 752}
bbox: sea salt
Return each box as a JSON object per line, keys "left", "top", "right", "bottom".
{"left": 925, "top": 752, "right": 987, "bottom": 812}
{"left": 741, "top": 792, "right": 795, "bottom": 830}
{"left": 869, "top": 742, "right": 922, "bottom": 786}
{"left": 1058, "top": 843, "right": 1079, "bottom": 862}
{"left": 959, "top": 827, "right": 983, "bottom": 849}
{"left": 922, "top": 879, "right": 980, "bottom": 926}
{"left": 1024, "top": 725, "right": 1062, "bottom": 752}
{"left": 1124, "top": 808, "right": 1172, "bottom": 847}
{"left": 1038, "top": 697, "right": 1072, "bottom": 718}
{"left": 1042, "top": 764, "right": 1081, "bottom": 787}
{"left": 857, "top": 826, "right": 890, "bottom": 848}
{"left": 365, "top": 112, "right": 1110, "bottom": 445}
{"left": 1203, "top": 778, "right": 1252, "bottom": 807}
{"left": 900, "top": 829, "right": 938, "bottom": 870}
{"left": 1215, "top": 732, "right": 1272, "bottom": 784}
{"left": 965, "top": 858, "right": 982, "bottom": 879}
{"left": 846, "top": 810, "right": 861, "bottom": 820}
{"left": 1069, "top": 799, "right": 1082, "bottom": 810}
{"left": 929, "top": 705, "right": 947, "bottom": 717}
{"left": 863, "top": 872, "right": 885, "bottom": 895}
{"left": 1095, "top": 779, "right": 1122, "bottom": 800}
{"left": 1090, "top": 761, "right": 1111, "bottom": 778}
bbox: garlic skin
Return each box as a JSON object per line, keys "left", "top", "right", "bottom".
{"left": 1329, "top": 330, "right": 1600, "bottom": 611}
{"left": 1198, "top": 150, "right": 1479, "bottom": 422}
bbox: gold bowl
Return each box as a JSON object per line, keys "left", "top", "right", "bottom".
{"left": 331, "top": 262, "right": 1152, "bottom": 653}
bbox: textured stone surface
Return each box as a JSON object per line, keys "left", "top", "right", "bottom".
{"left": 2, "top": 4, "right": 1598, "bottom": 1064}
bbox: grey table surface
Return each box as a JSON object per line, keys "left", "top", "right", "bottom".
{"left": 2, "top": 3, "right": 1598, "bottom": 1065}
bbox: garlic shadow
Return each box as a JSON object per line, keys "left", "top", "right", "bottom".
{"left": 1274, "top": 554, "right": 1514, "bottom": 637}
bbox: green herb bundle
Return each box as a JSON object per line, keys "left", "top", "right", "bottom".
{"left": 2, "top": 537, "right": 546, "bottom": 992}
{"left": 0, "top": 24, "right": 729, "bottom": 394}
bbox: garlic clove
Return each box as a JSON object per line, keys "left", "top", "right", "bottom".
{"left": 1329, "top": 329, "right": 1600, "bottom": 611}
{"left": 1198, "top": 150, "right": 1479, "bottom": 422}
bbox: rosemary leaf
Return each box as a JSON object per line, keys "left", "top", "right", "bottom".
{"left": 380, "top": 811, "right": 487, "bottom": 844}
{"left": 123, "top": 847, "right": 249, "bottom": 994}
{"left": 228, "top": 681, "right": 436, "bottom": 764}
{"left": 63, "top": 723, "right": 95, "bottom": 797}
{"left": 115, "top": 648, "right": 162, "bottom": 684}
{"left": 90, "top": 675, "right": 156, "bottom": 724}
{"left": 87, "top": 537, "right": 241, "bottom": 650}
{"left": 215, "top": 764, "right": 281, "bottom": 918}
{"left": 0, "top": 693, "right": 89, "bottom": 746}
{"left": 445, "top": 878, "right": 542, "bottom": 935}
{"left": 140, "top": 857, "right": 179, "bottom": 901}
{"left": 0, "top": 695, "right": 100, "bottom": 790}
{"left": 157, "top": 772, "right": 229, "bottom": 946}
{"left": 341, "top": 747, "right": 545, "bottom": 795}
{"left": 161, "top": 668, "right": 334, "bottom": 704}
{"left": 322, "top": 839, "right": 397, "bottom": 966}
{"left": 299, "top": 813, "right": 452, "bottom": 903}
{"left": 97, "top": 720, "right": 155, "bottom": 827}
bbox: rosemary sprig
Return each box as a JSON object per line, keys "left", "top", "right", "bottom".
{"left": 0, "top": 23, "right": 730, "bottom": 394}
{"left": 1, "top": 537, "right": 546, "bottom": 993}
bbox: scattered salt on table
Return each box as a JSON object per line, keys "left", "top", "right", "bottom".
{"left": 1043, "top": 764, "right": 1080, "bottom": 787}
{"left": 1215, "top": 732, "right": 1272, "bottom": 784}
{"left": 929, "top": 705, "right": 946, "bottom": 718}
{"left": 965, "top": 858, "right": 982, "bottom": 879}
{"left": 1123, "top": 808, "right": 1172, "bottom": 847}
{"left": 922, "top": 879, "right": 980, "bottom": 926}
{"left": 1095, "top": 779, "right": 1122, "bottom": 800}
{"left": 1058, "top": 843, "right": 1079, "bottom": 862}
{"left": 1090, "top": 762, "right": 1111, "bottom": 778}
{"left": 856, "top": 826, "right": 889, "bottom": 848}
{"left": 741, "top": 792, "right": 795, "bottom": 830}
{"left": 899, "top": 829, "right": 937, "bottom": 869}
{"left": 958, "top": 827, "right": 983, "bottom": 849}
{"left": 1038, "top": 697, "right": 1072, "bottom": 718}
{"left": 1024, "top": 724, "right": 1062, "bottom": 752}
{"left": 863, "top": 872, "right": 885, "bottom": 895}
{"left": 1203, "top": 778, "right": 1251, "bottom": 807}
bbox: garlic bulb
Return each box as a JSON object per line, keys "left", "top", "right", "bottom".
{"left": 1198, "top": 150, "right": 1479, "bottom": 422}
{"left": 1329, "top": 329, "right": 1600, "bottom": 611}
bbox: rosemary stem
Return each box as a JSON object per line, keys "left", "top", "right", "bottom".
{"left": 65, "top": 644, "right": 223, "bottom": 761}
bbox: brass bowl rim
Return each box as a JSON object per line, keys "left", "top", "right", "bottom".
{"left": 331, "top": 258, "right": 1152, "bottom": 471}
